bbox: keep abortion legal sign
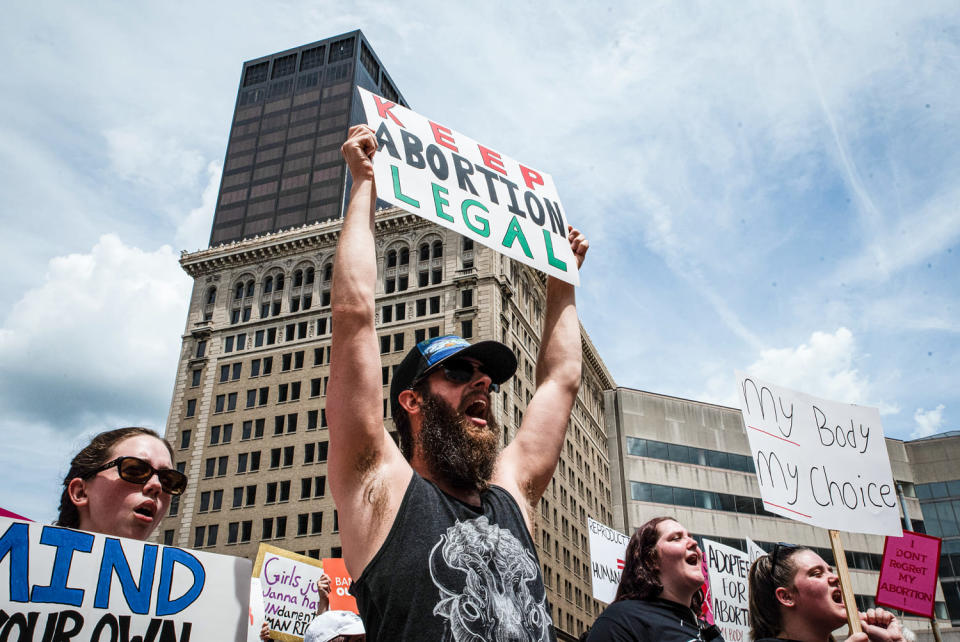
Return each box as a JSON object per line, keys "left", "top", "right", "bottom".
{"left": 0, "top": 516, "right": 251, "bottom": 641}
{"left": 736, "top": 373, "right": 902, "bottom": 536}
{"left": 587, "top": 517, "right": 629, "bottom": 604}
{"left": 358, "top": 87, "right": 579, "bottom": 286}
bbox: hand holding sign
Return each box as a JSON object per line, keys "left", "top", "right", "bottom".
{"left": 342, "top": 125, "right": 378, "bottom": 182}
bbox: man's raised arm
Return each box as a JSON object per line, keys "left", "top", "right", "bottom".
{"left": 493, "top": 227, "right": 589, "bottom": 519}
{"left": 327, "top": 126, "right": 409, "bottom": 574}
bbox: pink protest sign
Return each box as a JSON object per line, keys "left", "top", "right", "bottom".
{"left": 875, "top": 530, "right": 941, "bottom": 618}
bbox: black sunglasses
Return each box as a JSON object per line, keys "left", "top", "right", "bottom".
{"left": 86, "top": 456, "right": 188, "bottom": 496}
{"left": 770, "top": 541, "right": 799, "bottom": 570}
{"left": 416, "top": 358, "right": 500, "bottom": 393}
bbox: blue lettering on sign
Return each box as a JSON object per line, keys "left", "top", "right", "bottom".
{"left": 29, "top": 526, "right": 94, "bottom": 606}
{"left": 94, "top": 538, "right": 157, "bottom": 614}
{"left": 156, "top": 547, "right": 206, "bottom": 616}
{"left": 0, "top": 521, "right": 30, "bottom": 602}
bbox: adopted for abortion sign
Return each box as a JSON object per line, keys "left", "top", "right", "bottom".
{"left": 0, "top": 516, "right": 251, "bottom": 641}
{"left": 737, "top": 373, "right": 902, "bottom": 536}
{"left": 704, "top": 539, "right": 750, "bottom": 642}
{"left": 252, "top": 545, "right": 326, "bottom": 642}
{"left": 358, "top": 87, "right": 580, "bottom": 286}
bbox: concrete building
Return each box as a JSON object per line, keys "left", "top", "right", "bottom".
{"left": 603, "top": 387, "right": 954, "bottom": 637}
{"left": 209, "top": 31, "right": 407, "bottom": 247}
{"left": 157, "top": 206, "right": 614, "bottom": 640}
{"left": 905, "top": 431, "right": 960, "bottom": 626}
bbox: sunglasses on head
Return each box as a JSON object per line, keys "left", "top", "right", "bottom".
{"left": 85, "top": 456, "right": 188, "bottom": 496}
{"left": 417, "top": 358, "right": 500, "bottom": 393}
{"left": 770, "top": 541, "right": 799, "bottom": 570}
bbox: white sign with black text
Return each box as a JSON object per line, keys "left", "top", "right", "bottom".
{"left": 587, "top": 517, "right": 630, "bottom": 604}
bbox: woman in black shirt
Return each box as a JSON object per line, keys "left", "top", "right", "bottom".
{"left": 588, "top": 516, "right": 721, "bottom": 642}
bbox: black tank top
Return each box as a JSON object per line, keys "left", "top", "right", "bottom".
{"left": 350, "top": 471, "right": 555, "bottom": 641}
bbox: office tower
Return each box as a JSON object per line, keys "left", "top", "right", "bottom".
{"left": 209, "top": 31, "right": 407, "bottom": 246}
{"left": 160, "top": 204, "right": 615, "bottom": 640}
{"left": 603, "top": 387, "right": 955, "bottom": 635}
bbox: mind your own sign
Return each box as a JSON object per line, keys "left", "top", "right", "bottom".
{"left": 358, "top": 87, "right": 579, "bottom": 286}
{"left": 736, "top": 373, "right": 902, "bottom": 536}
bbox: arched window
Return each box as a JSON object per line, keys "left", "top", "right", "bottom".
{"left": 432, "top": 240, "right": 443, "bottom": 258}
{"left": 323, "top": 263, "right": 333, "bottom": 282}
{"left": 276, "top": 274, "right": 285, "bottom": 291}
{"left": 305, "top": 267, "right": 315, "bottom": 285}
{"left": 245, "top": 280, "right": 254, "bottom": 298}
{"left": 206, "top": 287, "right": 217, "bottom": 305}
{"left": 399, "top": 247, "right": 409, "bottom": 265}
{"left": 294, "top": 270, "right": 303, "bottom": 287}
{"left": 264, "top": 276, "right": 273, "bottom": 294}
{"left": 419, "top": 243, "right": 430, "bottom": 262}
{"left": 387, "top": 250, "right": 397, "bottom": 268}
{"left": 234, "top": 283, "right": 244, "bottom": 300}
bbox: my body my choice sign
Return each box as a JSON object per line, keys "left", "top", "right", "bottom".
{"left": 0, "top": 516, "right": 251, "bottom": 641}
{"left": 736, "top": 373, "right": 902, "bottom": 536}
{"left": 358, "top": 87, "right": 579, "bottom": 286}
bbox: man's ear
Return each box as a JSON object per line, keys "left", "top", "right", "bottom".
{"left": 774, "top": 586, "right": 795, "bottom": 608}
{"left": 397, "top": 389, "right": 422, "bottom": 415}
{"left": 67, "top": 478, "right": 90, "bottom": 509}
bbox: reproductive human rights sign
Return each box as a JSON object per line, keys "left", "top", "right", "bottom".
{"left": 358, "top": 87, "right": 579, "bottom": 286}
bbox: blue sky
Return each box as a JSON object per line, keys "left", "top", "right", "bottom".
{"left": 1, "top": 1, "right": 957, "bottom": 523}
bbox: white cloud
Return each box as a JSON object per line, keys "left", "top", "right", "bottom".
{"left": 0, "top": 234, "right": 191, "bottom": 430}
{"left": 104, "top": 125, "right": 206, "bottom": 190}
{"left": 912, "top": 404, "right": 946, "bottom": 439}
{"left": 701, "top": 327, "right": 899, "bottom": 415}
{"left": 175, "top": 160, "right": 222, "bottom": 252}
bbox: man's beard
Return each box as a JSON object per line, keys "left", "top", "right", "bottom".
{"left": 417, "top": 388, "right": 501, "bottom": 492}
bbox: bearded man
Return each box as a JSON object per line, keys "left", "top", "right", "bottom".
{"left": 327, "top": 125, "right": 588, "bottom": 642}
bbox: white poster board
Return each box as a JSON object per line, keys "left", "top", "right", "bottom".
{"left": 736, "top": 372, "right": 902, "bottom": 536}
{"left": 248, "top": 577, "right": 265, "bottom": 642}
{"left": 703, "top": 539, "right": 751, "bottom": 642}
{"left": 252, "top": 544, "right": 327, "bottom": 641}
{"left": 358, "top": 87, "right": 579, "bottom": 286}
{"left": 587, "top": 517, "right": 630, "bottom": 604}
{"left": 745, "top": 538, "right": 766, "bottom": 564}
{"left": 0, "top": 516, "right": 251, "bottom": 641}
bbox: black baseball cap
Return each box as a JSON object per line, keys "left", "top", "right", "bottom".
{"left": 390, "top": 335, "right": 517, "bottom": 415}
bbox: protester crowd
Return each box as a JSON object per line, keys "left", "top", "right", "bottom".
{"left": 36, "top": 126, "right": 914, "bottom": 642}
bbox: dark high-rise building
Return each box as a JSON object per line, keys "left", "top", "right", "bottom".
{"left": 209, "top": 30, "right": 408, "bottom": 247}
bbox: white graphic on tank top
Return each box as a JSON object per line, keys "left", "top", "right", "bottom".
{"left": 429, "top": 515, "right": 551, "bottom": 641}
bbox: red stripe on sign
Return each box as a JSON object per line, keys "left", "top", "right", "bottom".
{"left": 747, "top": 425, "right": 800, "bottom": 446}
{"left": 763, "top": 500, "right": 812, "bottom": 518}
{"left": 617, "top": 559, "right": 625, "bottom": 569}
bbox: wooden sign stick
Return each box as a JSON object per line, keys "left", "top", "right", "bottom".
{"left": 829, "top": 529, "right": 862, "bottom": 634}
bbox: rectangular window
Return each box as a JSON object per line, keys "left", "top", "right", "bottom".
{"left": 227, "top": 392, "right": 237, "bottom": 411}
{"left": 285, "top": 324, "right": 295, "bottom": 341}
{"left": 215, "top": 395, "right": 225, "bottom": 413}
{"left": 317, "top": 318, "right": 328, "bottom": 335}
{"left": 267, "top": 328, "right": 277, "bottom": 345}
{"left": 217, "top": 456, "right": 228, "bottom": 476}
{"left": 304, "top": 443, "right": 315, "bottom": 464}
{"left": 241, "top": 521, "right": 252, "bottom": 543}
{"left": 251, "top": 359, "right": 261, "bottom": 377}
{"left": 249, "top": 452, "right": 260, "bottom": 472}
{"left": 282, "top": 353, "right": 292, "bottom": 371}
{"left": 227, "top": 522, "right": 238, "bottom": 544}
{"left": 225, "top": 336, "right": 234, "bottom": 353}
{"left": 287, "top": 413, "right": 298, "bottom": 432}
{"left": 220, "top": 365, "right": 230, "bottom": 383}
{"left": 311, "top": 512, "right": 323, "bottom": 534}
{"left": 242, "top": 421, "right": 253, "bottom": 440}
{"left": 263, "top": 357, "right": 273, "bottom": 375}
{"left": 237, "top": 452, "right": 248, "bottom": 474}
{"left": 283, "top": 446, "right": 294, "bottom": 467}
{"left": 222, "top": 424, "right": 233, "bottom": 443}
{"left": 430, "top": 296, "right": 440, "bottom": 314}
{"left": 278, "top": 383, "right": 289, "bottom": 403}
{"left": 429, "top": 326, "right": 440, "bottom": 338}
{"left": 431, "top": 268, "right": 441, "bottom": 284}
{"left": 266, "top": 483, "right": 277, "bottom": 504}
{"left": 255, "top": 330, "right": 264, "bottom": 347}
{"left": 307, "top": 409, "right": 318, "bottom": 430}
{"left": 415, "top": 329, "right": 425, "bottom": 344}
{"left": 169, "top": 495, "right": 179, "bottom": 516}
{"left": 199, "top": 491, "right": 211, "bottom": 513}
{"left": 179, "top": 430, "right": 191, "bottom": 449}
{"left": 418, "top": 271, "right": 428, "bottom": 287}
{"left": 236, "top": 333, "right": 246, "bottom": 351}
{"left": 301, "top": 477, "right": 312, "bottom": 499}
{"left": 395, "top": 303, "right": 406, "bottom": 321}
{"left": 461, "top": 290, "right": 473, "bottom": 308}
{"left": 246, "top": 389, "right": 256, "bottom": 408}
{"left": 262, "top": 518, "right": 274, "bottom": 540}
{"left": 191, "top": 369, "right": 202, "bottom": 387}
{"left": 270, "top": 448, "right": 281, "bottom": 469}
{"left": 298, "top": 322, "right": 308, "bottom": 339}
{"left": 314, "top": 476, "right": 326, "bottom": 498}
{"left": 255, "top": 418, "right": 265, "bottom": 438}
{"left": 274, "top": 415, "right": 285, "bottom": 435}
{"left": 196, "top": 340, "right": 207, "bottom": 358}
{"left": 194, "top": 526, "right": 205, "bottom": 548}
{"left": 210, "top": 425, "right": 221, "bottom": 445}
{"left": 259, "top": 387, "right": 269, "bottom": 406}
{"left": 380, "top": 336, "right": 390, "bottom": 354}
{"left": 393, "top": 333, "right": 404, "bottom": 352}
{"left": 318, "top": 441, "right": 328, "bottom": 462}
{"left": 212, "top": 490, "right": 222, "bottom": 511}
{"left": 232, "top": 363, "right": 242, "bottom": 380}
{"left": 279, "top": 480, "right": 290, "bottom": 502}
{"left": 461, "top": 319, "right": 473, "bottom": 339}
{"left": 291, "top": 382, "right": 301, "bottom": 401}
{"left": 382, "top": 306, "right": 393, "bottom": 323}
{"left": 233, "top": 487, "right": 244, "bottom": 508}
{"left": 416, "top": 299, "right": 426, "bottom": 316}
{"left": 204, "top": 458, "right": 215, "bottom": 478}
{"left": 245, "top": 485, "right": 256, "bottom": 506}
{"left": 294, "top": 351, "right": 304, "bottom": 369}
{"left": 276, "top": 516, "right": 286, "bottom": 538}
{"left": 298, "top": 514, "right": 308, "bottom": 536}
{"left": 311, "top": 378, "right": 321, "bottom": 397}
